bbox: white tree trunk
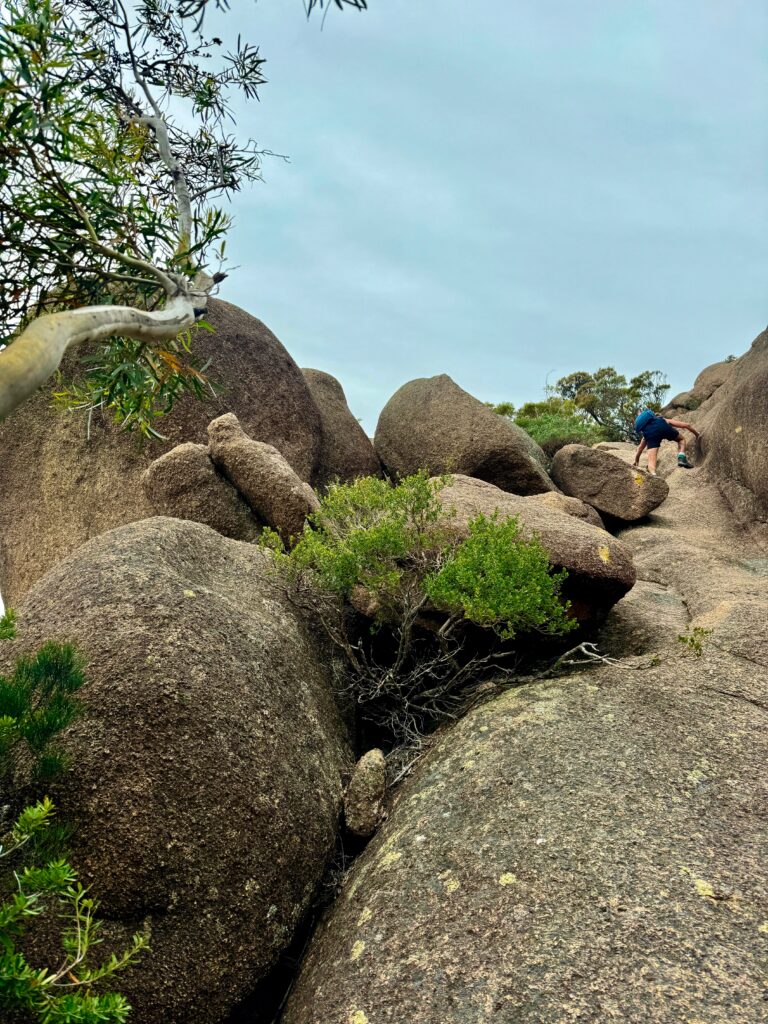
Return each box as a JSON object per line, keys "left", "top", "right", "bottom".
{"left": 0, "top": 295, "right": 197, "bottom": 420}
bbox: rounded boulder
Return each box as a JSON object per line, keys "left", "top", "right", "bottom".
{"left": 374, "top": 375, "right": 554, "bottom": 495}
{"left": 551, "top": 444, "right": 669, "bottom": 521}
{"left": 5, "top": 517, "right": 351, "bottom": 1024}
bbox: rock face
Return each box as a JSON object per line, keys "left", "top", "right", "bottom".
{"left": 0, "top": 298, "right": 323, "bottom": 604}
{"left": 695, "top": 330, "right": 768, "bottom": 544}
{"left": 208, "top": 413, "right": 319, "bottom": 540}
{"left": 523, "top": 489, "right": 604, "bottom": 529}
{"left": 4, "top": 517, "right": 351, "bottom": 1024}
{"left": 551, "top": 444, "right": 669, "bottom": 521}
{"left": 662, "top": 360, "right": 736, "bottom": 417}
{"left": 436, "top": 476, "right": 635, "bottom": 624}
{"left": 283, "top": 467, "right": 768, "bottom": 1024}
{"left": 141, "top": 442, "right": 259, "bottom": 540}
{"left": 374, "top": 375, "right": 554, "bottom": 495}
{"left": 344, "top": 749, "right": 387, "bottom": 839}
{"left": 302, "top": 369, "right": 380, "bottom": 486}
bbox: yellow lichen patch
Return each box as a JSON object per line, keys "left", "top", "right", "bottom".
{"left": 758, "top": 922, "right": 768, "bottom": 934}
{"left": 499, "top": 872, "right": 517, "bottom": 886}
{"left": 686, "top": 769, "right": 708, "bottom": 785}
{"left": 349, "top": 1012, "right": 369, "bottom": 1024}
{"left": 597, "top": 545, "right": 611, "bottom": 563}
{"left": 634, "top": 473, "right": 644, "bottom": 486}
{"left": 681, "top": 868, "right": 717, "bottom": 901}
{"left": 463, "top": 759, "right": 476, "bottom": 769}
{"left": 357, "top": 906, "right": 373, "bottom": 926}
{"left": 735, "top": 426, "right": 743, "bottom": 433}
{"left": 443, "top": 876, "right": 460, "bottom": 894}
{"left": 380, "top": 850, "right": 402, "bottom": 867}
{"left": 183, "top": 589, "right": 196, "bottom": 598}
{"left": 350, "top": 940, "right": 366, "bottom": 961}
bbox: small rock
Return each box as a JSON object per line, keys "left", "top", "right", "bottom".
{"left": 345, "top": 749, "right": 387, "bottom": 839}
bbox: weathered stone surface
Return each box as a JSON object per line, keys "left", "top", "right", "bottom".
{"left": 523, "top": 489, "right": 605, "bottom": 529}
{"left": 302, "top": 369, "right": 381, "bottom": 486}
{"left": 436, "top": 476, "right": 635, "bottom": 624}
{"left": 692, "top": 358, "right": 736, "bottom": 401}
{"left": 0, "top": 298, "right": 322, "bottom": 604}
{"left": 141, "top": 442, "right": 259, "bottom": 540}
{"left": 5, "top": 517, "right": 351, "bottom": 1024}
{"left": 551, "top": 444, "right": 669, "bottom": 521}
{"left": 283, "top": 466, "right": 768, "bottom": 1024}
{"left": 208, "top": 413, "right": 319, "bottom": 541}
{"left": 695, "top": 330, "right": 768, "bottom": 544}
{"left": 374, "top": 375, "right": 554, "bottom": 494}
{"left": 344, "top": 749, "right": 387, "bottom": 839}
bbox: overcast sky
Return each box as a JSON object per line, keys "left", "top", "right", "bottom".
{"left": 213, "top": 1, "right": 767, "bottom": 431}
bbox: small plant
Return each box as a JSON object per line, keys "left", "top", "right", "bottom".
{"left": 0, "top": 609, "right": 15, "bottom": 640}
{"left": 677, "top": 626, "right": 711, "bottom": 657}
{"left": 0, "top": 641, "right": 86, "bottom": 783}
{"left": 0, "top": 799, "right": 148, "bottom": 1023}
{"left": 265, "top": 473, "right": 575, "bottom": 744}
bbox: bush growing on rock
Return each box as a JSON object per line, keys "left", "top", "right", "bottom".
{"left": 264, "top": 473, "right": 576, "bottom": 744}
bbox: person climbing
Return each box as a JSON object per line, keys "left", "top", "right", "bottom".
{"left": 633, "top": 409, "right": 701, "bottom": 476}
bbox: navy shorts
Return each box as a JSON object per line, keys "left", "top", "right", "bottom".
{"left": 642, "top": 421, "right": 680, "bottom": 450}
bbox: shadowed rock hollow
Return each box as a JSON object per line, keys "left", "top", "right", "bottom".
{"left": 3, "top": 517, "right": 352, "bottom": 1024}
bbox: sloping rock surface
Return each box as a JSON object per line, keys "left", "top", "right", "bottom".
{"left": 283, "top": 466, "right": 768, "bottom": 1024}
{"left": 552, "top": 444, "right": 669, "bottom": 520}
{"left": 436, "top": 475, "right": 635, "bottom": 625}
{"left": 208, "top": 413, "right": 319, "bottom": 540}
{"left": 374, "top": 375, "right": 554, "bottom": 494}
{"left": 0, "top": 298, "right": 322, "bottom": 604}
{"left": 141, "top": 442, "right": 259, "bottom": 540}
{"left": 694, "top": 329, "right": 768, "bottom": 545}
{"left": 5, "top": 517, "right": 351, "bottom": 1024}
{"left": 302, "top": 369, "right": 380, "bottom": 486}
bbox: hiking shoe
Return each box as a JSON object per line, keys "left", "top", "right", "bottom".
{"left": 677, "top": 454, "right": 694, "bottom": 469}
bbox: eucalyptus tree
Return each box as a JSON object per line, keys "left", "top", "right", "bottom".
{"left": 0, "top": 0, "right": 368, "bottom": 435}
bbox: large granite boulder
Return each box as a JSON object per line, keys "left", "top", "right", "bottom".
{"left": 302, "top": 369, "right": 380, "bottom": 487}
{"left": 0, "top": 298, "right": 322, "bottom": 604}
{"left": 141, "top": 442, "right": 259, "bottom": 540}
{"left": 551, "top": 444, "right": 669, "bottom": 521}
{"left": 436, "top": 476, "right": 635, "bottom": 625}
{"left": 4, "top": 517, "right": 351, "bottom": 1024}
{"left": 695, "top": 329, "right": 768, "bottom": 544}
{"left": 374, "top": 375, "right": 554, "bottom": 495}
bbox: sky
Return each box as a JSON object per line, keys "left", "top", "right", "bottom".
{"left": 210, "top": 0, "right": 767, "bottom": 432}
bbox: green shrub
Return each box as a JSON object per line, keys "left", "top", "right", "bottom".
{"left": 515, "top": 412, "right": 606, "bottom": 456}
{"left": 425, "top": 513, "right": 575, "bottom": 640}
{"left": 0, "top": 641, "right": 86, "bottom": 784}
{"left": 0, "top": 800, "right": 148, "bottom": 1024}
{"left": 265, "top": 473, "right": 575, "bottom": 743}
{"left": 0, "top": 609, "right": 15, "bottom": 640}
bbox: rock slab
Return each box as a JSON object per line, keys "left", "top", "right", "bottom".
{"left": 302, "top": 369, "right": 380, "bottom": 486}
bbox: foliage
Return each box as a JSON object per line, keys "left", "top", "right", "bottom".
{"left": 52, "top": 319, "right": 216, "bottom": 440}
{"left": 0, "top": 0, "right": 268, "bottom": 432}
{"left": 0, "top": 800, "right": 148, "bottom": 1024}
{"left": 555, "top": 367, "right": 669, "bottom": 441}
{"left": 491, "top": 396, "right": 607, "bottom": 456}
{"left": 677, "top": 626, "right": 711, "bottom": 658}
{"left": 0, "top": 641, "right": 85, "bottom": 785}
{"left": 425, "top": 513, "right": 575, "bottom": 640}
{"left": 0, "top": 609, "right": 16, "bottom": 640}
{"left": 265, "top": 473, "right": 575, "bottom": 743}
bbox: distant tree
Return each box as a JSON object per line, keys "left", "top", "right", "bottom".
{"left": 554, "top": 367, "right": 669, "bottom": 441}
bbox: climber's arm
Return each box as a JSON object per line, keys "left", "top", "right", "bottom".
{"left": 667, "top": 418, "right": 701, "bottom": 438}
